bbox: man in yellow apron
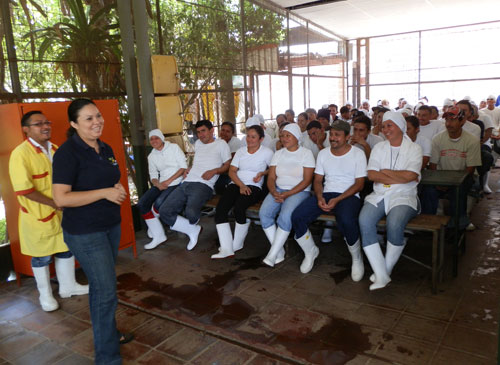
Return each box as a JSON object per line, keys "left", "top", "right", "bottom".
{"left": 9, "top": 111, "right": 88, "bottom": 311}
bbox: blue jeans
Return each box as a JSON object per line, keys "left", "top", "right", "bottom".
{"left": 137, "top": 185, "right": 178, "bottom": 215}
{"left": 259, "top": 188, "right": 310, "bottom": 232}
{"left": 31, "top": 250, "right": 73, "bottom": 268}
{"left": 359, "top": 200, "right": 417, "bottom": 247}
{"left": 63, "top": 224, "right": 121, "bottom": 365}
{"left": 158, "top": 182, "right": 213, "bottom": 226}
{"left": 291, "top": 193, "right": 361, "bottom": 244}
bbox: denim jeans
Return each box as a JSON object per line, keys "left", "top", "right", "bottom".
{"left": 359, "top": 200, "right": 417, "bottom": 247}
{"left": 158, "top": 182, "right": 213, "bottom": 226}
{"left": 137, "top": 185, "right": 178, "bottom": 215}
{"left": 31, "top": 250, "right": 73, "bottom": 268}
{"left": 291, "top": 193, "right": 361, "bottom": 244}
{"left": 259, "top": 188, "right": 310, "bottom": 232}
{"left": 63, "top": 224, "right": 121, "bottom": 365}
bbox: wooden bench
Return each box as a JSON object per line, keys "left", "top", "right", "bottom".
{"left": 205, "top": 196, "right": 450, "bottom": 294}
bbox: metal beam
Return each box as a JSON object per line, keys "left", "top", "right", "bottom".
{"left": 117, "top": 0, "right": 148, "bottom": 196}
{"left": 240, "top": 0, "right": 249, "bottom": 120}
{"left": 285, "top": 0, "right": 346, "bottom": 11}
{"left": 131, "top": 0, "right": 157, "bottom": 133}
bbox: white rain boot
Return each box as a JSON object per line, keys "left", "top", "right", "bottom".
{"left": 211, "top": 223, "right": 234, "bottom": 259}
{"left": 32, "top": 266, "right": 59, "bottom": 311}
{"left": 385, "top": 241, "right": 405, "bottom": 277}
{"left": 263, "top": 225, "right": 285, "bottom": 264}
{"left": 321, "top": 221, "right": 334, "bottom": 243}
{"left": 147, "top": 208, "right": 160, "bottom": 238}
{"left": 55, "top": 256, "right": 89, "bottom": 298}
{"left": 483, "top": 171, "right": 492, "bottom": 194}
{"left": 263, "top": 228, "right": 289, "bottom": 267}
{"left": 171, "top": 215, "right": 202, "bottom": 250}
{"left": 233, "top": 219, "right": 250, "bottom": 252}
{"left": 144, "top": 217, "right": 167, "bottom": 250}
{"left": 363, "top": 243, "right": 391, "bottom": 290}
{"left": 346, "top": 239, "right": 364, "bottom": 282}
{"left": 295, "top": 230, "right": 320, "bottom": 274}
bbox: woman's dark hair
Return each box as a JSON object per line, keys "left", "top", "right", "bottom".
{"left": 67, "top": 98, "right": 97, "bottom": 138}
{"left": 247, "top": 125, "right": 264, "bottom": 139}
{"left": 405, "top": 115, "right": 420, "bottom": 129}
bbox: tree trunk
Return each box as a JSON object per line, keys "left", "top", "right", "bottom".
{"left": 219, "top": 76, "right": 235, "bottom": 124}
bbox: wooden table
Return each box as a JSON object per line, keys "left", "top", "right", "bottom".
{"left": 420, "top": 169, "right": 470, "bottom": 276}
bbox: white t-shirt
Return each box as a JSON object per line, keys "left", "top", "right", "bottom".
{"left": 185, "top": 139, "right": 231, "bottom": 189}
{"left": 315, "top": 146, "right": 367, "bottom": 195}
{"left": 228, "top": 136, "right": 242, "bottom": 154}
{"left": 419, "top": 120, "right": 446, "bottom": 141}
{"left": 480, "top": 107, "right": 500, "bottom": 129}
{"left": 478, "top": 111, "right": 494, "bottom": 146}
{"left": 302, "top": 131, "right": 330, "bottom": 158}
{"left": 230, "top": 145, "right": 274, "bottom": 188}
{"left": 462, "top": 121, "right": 481, "bottom": 141}
{"left": 271, "top": 146, "right": 316, "bottom": 191}
{"left": 415, "top": 134, "right": 431, "bottom": 157}
{"left": 147, "top": 141, "right": 187, "bottom": 185}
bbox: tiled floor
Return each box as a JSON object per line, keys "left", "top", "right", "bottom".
{"left": 1, "top": 179, "right": 500, "bottom": 364}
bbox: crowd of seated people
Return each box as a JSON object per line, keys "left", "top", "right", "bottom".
{"left": 141, "top": 94, "right": 499, "bottom": 290}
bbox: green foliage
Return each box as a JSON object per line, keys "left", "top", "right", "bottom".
{"left": 0, "top": 218, "right": 6, "bottom": 244}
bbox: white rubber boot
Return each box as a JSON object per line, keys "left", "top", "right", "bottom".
{"left": 171, "top": 215, "right": 202, "bottom": 250}
{"left": 144, "top": 217, "right": 167, "bottom": 250}
{"left": 483, "top": 171, "right": 492, "bottom": 194}
{"left": 32, "top": 266, "right": 59, "bottom": 311}
{"left": 295, "top": 230, "right": 320, "bottom": 274}
{"left": 263, "top": 228, "right": 289, "bottom": 267}
{"left": 385, "top": 241, "right": 405, "bottom": 277}
{"left": 346, "top": 239, "right": 364, "bottom": 282}
{"left": 211, "top": 223, "right": 234, "bottom": 259}
{"left": 363, "top": 243, "right": 391, "bottom": 290}
{"left": 55, "top": 256, "right": 89, "bottom": 298}
{"left": 233, "top": 219, "right": 250, "bottom": 252}
{"left": 263, "top": 225, "right": 285, "bottom": 264}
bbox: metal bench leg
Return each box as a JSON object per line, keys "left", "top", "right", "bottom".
{"left": 432, "top": 230, "right": 438, "bottom": 294}
{"left": 439, "top": 226, "right": 445, "bottom": 283}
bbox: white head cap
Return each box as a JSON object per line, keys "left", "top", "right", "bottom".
{"left": 246, "top": 116, "right": 260, "bottom": 128}
{"left": 443, "top": 98, "right": 454, "bottom": 107}
{"left": 383, "top": 111, "right": 406, "bottom": 134}
{"left": 462, "top": 95, "right": 471, "bottom": 101}
{"left": 149, "top": 129, "right": 165, "bottom": 143}
{"left": 283, "top": 123, "right": 302, "bottom": 143}
{"left": 487, "top": 94, "right": 496, "bottom": 100}
{"left": 254, "top": 114, "right": 265, "bottom": 124}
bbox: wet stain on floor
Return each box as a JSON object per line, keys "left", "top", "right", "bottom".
{"left": 117, "top": 257, "right": 378, "bottom": 364}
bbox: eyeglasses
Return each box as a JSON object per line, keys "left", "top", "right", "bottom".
{"left": 28, "top": 121, "right": 52, "bottom": 127}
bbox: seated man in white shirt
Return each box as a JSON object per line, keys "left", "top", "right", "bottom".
{"left": 405, "top": 116, "right": 431, "bottom": 169}
{"left": 291, "top": 121, "right": 367, "bottom": 280}
{"left": 350, "top": 115, "right": 383, "bottom": 160}
{"left": 159, "top": 120, "right": 231, "bottom": 250}
{"left": 417, "top": 105, "right": 446, "bottom": 141}
{"left": 302, "top": 120, "right": 330, "bottom": 159}
{"left": 420, "top": 107, "right": 481, "bottom": 228}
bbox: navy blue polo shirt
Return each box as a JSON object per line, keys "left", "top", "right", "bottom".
{"left": 52, "top": 133, "right": 121, "bottom": 234}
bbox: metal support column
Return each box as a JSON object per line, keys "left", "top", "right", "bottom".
{"left": 418, "top": 31, "right": 422, "bottom": 99}
{"left": 286, "top": 11, "right": 293, "bottom": 110}
{"left": 0, "top": 1, "right": 22, "bottom": 101}
{"left": 117, "top": 0, "right": 148, "bottom": 196}
{"left": 131, "top": 0, "right": 157, "bottom": 133}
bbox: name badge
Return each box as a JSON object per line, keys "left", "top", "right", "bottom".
{"left": 383, "top": 184, "right": 391, "bottom": 188}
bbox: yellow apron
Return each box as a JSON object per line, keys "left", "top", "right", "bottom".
{"left": 9, "top": 140, "right": 68, "bottom": 257}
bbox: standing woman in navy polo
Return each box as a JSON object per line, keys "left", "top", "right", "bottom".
{"left": 52, "top": 99, "right": 131, "bottom": 365}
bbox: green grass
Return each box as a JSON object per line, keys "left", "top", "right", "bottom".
{"left": 0, "top": 219, "right": 6, "bottom": 243}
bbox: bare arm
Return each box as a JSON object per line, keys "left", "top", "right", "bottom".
{"left": 201, "top": 160, "right": 231, "bottom": 180}
{"left": 421, "top": 156, "right": 430, "bottom": 170}
{"left": 53, "top": 183, "right": 126, "bottom": 208}
{"left": 325, "top": 177, "right": 365, "bottom": 210}
{"left": 24, "top": 191, "right": 58, "bottom": 209}
{"left": 367, "top": 169, "right": 418, "bottom": 185}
